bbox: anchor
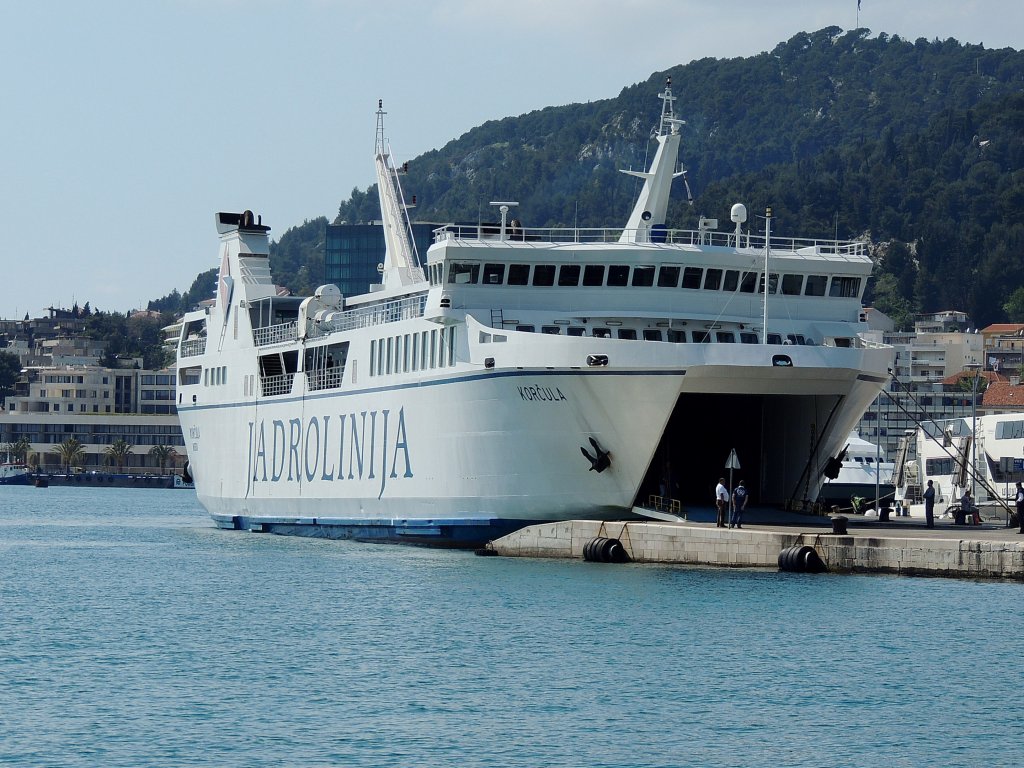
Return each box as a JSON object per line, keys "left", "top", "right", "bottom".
{"left": 580, "top": 437, "right": 611, "bottom": 473}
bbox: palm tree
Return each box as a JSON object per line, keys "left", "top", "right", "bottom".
{"left": 51, "top": 438, "right": 86, "bottom": 474}
{"left": 148, "top": 444, "right": 177, "bottom": 475}
{"left": 104, "top": 439, "right": 134, "bottom": 473}
{"left": 4, "top": 437, "right": 31, "bottom": 463}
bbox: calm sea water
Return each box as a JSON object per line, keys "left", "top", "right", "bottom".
{"left": 0, "top": 486, "right": 1021, "bottom": 768}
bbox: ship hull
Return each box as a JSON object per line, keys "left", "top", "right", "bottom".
{"left": 179, "top": 343, "right": 891, "bottom": 546}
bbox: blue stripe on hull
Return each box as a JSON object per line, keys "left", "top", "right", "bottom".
{"left": 211, "top": 515, "right": 541, "bottom": 548}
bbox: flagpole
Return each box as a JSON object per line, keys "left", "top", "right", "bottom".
{"left": 857, "top": 0, "right": 861, "bottom": 28}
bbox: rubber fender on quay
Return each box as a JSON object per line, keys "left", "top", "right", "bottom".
{"left": 583, "top": 536, "right": 607, "bottom": 561}
{"left": 583, "top": 536, "right": 629, "bottom": 563}
{"left": 778, "top": 545, "right": 826, "bottom": 573}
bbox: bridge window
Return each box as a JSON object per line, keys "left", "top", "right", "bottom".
{"left": 668, "top": 330, "right": 687, "bottom": 342}
{"left": 739, "top": 272, "right": 757, "bottom": 293}
{"left": 703, "top": 269, "right": 722, "bottom": 290}
{"left": 483, "top": 263, "right": 505, "bottom": 284}
{"left": 617, "top": 329, "right": 637, "bottom": 340}
{"left": 657, "top": 266, "right": 680, "bottom": 287}
{"left": 805, "top": 275, "right": 828, "bottom": 296}
{"left": 716, "top": 332, "right": 736, "bottom": 343}
{"left": 542, "top": 326, "right": 561, "bottom": 335}
{"left": 558, "top": 264, "right": 581, "bottom": 286}
{"left": 758, "top": 273, "right": 779, "bottom": 294}
{"left": 693, "top": 331, "right": 711, "bottom": 343}
{"left": 448, "top": 262, "right": 479, "bottom": 284}
{"left": 829, "top": 276, "right": 862, "bottom": 298}
{"left": 607, "top": 265, "right": 629, "bottom": 286}
{"left": 782, "top": 274, "right": 803, "bottom": 295}
{"left": 740, "top": 332, "right": 759, "bottom": 344}
{"left": 682, "top": 267, "right": 703, "bottom": 289}
{"left": 508, "top": 264, "right": 530, "bottom": 285}
{"left": 567, "top": 327, "right": 586, "bottom": 337}
{"left": 533, "top": 265, "right": 556, "bottom": 286}
{"left": 583, "top": 264, "right": 605, "bottom": 286}
{"left": 631, "top": 267, "right": 655, "bottom": 287}
{"left": 723, "top": 270, "right": 739, "bottom": 291}
{"left": 643, "top": 329, "right": 663, "bottom": 341}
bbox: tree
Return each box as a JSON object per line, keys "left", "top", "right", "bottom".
{"left": 4, "top": 437, "right": 31, "bottom": 463}
{"left": 148, "top": 444, "right": 178, "bottom": 474}
{"left": 0, "top": 350, "right": 20, "bottom": 404}
{"left": 1004, "top": 287, "right": 1024, "bottom": 322}
{"left": 104, "top": 439, "right": 134, "bottom": 472}
{"left": 51, "top": 438, "right": 86, "bottom": 473}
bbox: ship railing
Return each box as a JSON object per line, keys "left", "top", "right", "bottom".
{"left": 259, "top": 373, "right": 294, "bottom": 397}
{"left": 179, "top": 337, "right": 207, "bottom": 358}
{"left": 307, "top": 294, "right": 427, "bottom": 338}
{"left": 253, "top": 321, "right": 298, "bottom": 347}
{"left": 432, "top": 224, "right": 867, "bottom": 256}
{"left": 305, "top": 367, "right": 345, "bottom": 392}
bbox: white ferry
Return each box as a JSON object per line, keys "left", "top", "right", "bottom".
{"left": 895, "top": 414, "right": 1024, "bottom": 516}
{"left": 175, "top": 82, "right": 893, "bottom": 546}
{"left": 818, "top": 432, "right": 895, "bottom": 509}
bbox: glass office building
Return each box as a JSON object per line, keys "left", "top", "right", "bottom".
{"left": 325, "top": 222, "right": 437, "bottom": 296}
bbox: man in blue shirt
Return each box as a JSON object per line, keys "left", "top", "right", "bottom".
{"left": 730, "top": 481, "right": 749, "bottom": 529}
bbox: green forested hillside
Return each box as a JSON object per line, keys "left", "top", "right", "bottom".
{"left": 168, "top": 27, "right": 1024, "bottom": 329}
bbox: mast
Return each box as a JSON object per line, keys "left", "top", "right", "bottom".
{"left": 619, "top": 77, "right": 686, "bottom": 243}
{"left": 374, "top": 100, "right": 424, "bottom": 288}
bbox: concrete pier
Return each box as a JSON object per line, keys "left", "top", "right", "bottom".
{"left": 488, "top": 517, "right": 1024, "bottom": 580}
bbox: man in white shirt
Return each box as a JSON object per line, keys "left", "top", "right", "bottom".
{"left": 715, "top": 478, "right": 729, "bottom": 528}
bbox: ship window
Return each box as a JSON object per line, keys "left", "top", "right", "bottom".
{"left": 448, "top": 262, "right": 479, "bottom": 284}
{"left": 829, "top": 276, "right": 862, "bottom": 298}
{"left": 703, "top": 269, "right": 722, "bottom": 290}
{"left": 430, "top": 330, "right": 437, "bottom": 368}
{"left": 997, "top": 420, "right": 1024, "bottom": 439}
{"left": 403, "top": 334, "right": 411, "bottom": 372}
{"left": 740, "top": 332, "right": 759, "bottom": 344}
{"left": 631, "top": 267, "right": 655, "bottom": 287}
{"left": 386, "top": 338, "right": 393, "bottom": 374}
{"left": 593, "top": 328, "right": 611, "bottom": 338}
{"left": 558, "top": 264, "right": 581, "bottom": 286}
{"left": 643, "top": 329, "right": 663, "bottom": 341}
{"left": 693, "top": 331, "right": 711, "bottom": 343}
{"left": 767, "top": 333, "right": 782, "bottom": 345}
{"left": 448, "top": 327, "right": 456, "bottom": 366}
{"left": 617, "top": 329, "right": 637, "bottom": 340}
{"left": 723, "top": 270, "right": 739, "bottom": 291}
{"left": 567, "top": 327, "right": 586, "bottom": 337}
{"left": 681, "top": 267, "right": 703, "bottom": 289}
{"left": 516, "top": 325, "right": 535, "bottom": 333}
{"left": 607, "top": 265, "right": 629, "bottom": 286}
{"left": 657, "top": 266, "right": 680, "bottom": 287}
{"left": 421, "top": 331, "right": 429, "bottom": 369}
{"left": 583, "top": 265, "right": 605, "bottom": 286}
{"left": 508, "top": 264, "right": 530, "bottom": 285}
{"left": 668, "top": 330, "right": 687, "bottom": 343}
{"left": 716, "top": 332, "right": 736, "bottom": 343}
{"left": 542, "top": 326, "right": 561, "bottom": 335}
{"left": 739, "top": 272, "right": 758, "bottom": 293}
{"left": 533, "top": 265, "right": 556, "bottom": 286}
{"left": 926, "top": 458, "right": 954, "bottom": 475}
{"left": 483, "top": 263, "right": 505, "bottom": 285}
{"left": 377, "top": 338, "right": 385, "bottom": 375}
{"left": 804, "top": 275, "right": 828, "bottom": 296}
{"left": 758, "top": 273, "right": 779, "bottom": 294}
{"left": 782, "top": 274, "right": 803, "bottom": 295}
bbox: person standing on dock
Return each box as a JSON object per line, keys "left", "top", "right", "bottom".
{"left": 1016, "top": 482, "right": 1024, "bottom": 534}
{"left": 730, "top": 481, "right": 748, "bottom": 528}
{"left": 715, "top": 478, "right": 729, "bottom": 528}
{"left": 923, "top": 479, "right": 936, "bottom": 528}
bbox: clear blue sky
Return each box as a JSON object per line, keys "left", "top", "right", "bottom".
{"left": 1, "top": 0, "right": 1020, "bottom": 319}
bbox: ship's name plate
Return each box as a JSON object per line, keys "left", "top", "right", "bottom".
{"left": 517, "top": 384, "right": 568, "bottom": 403}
